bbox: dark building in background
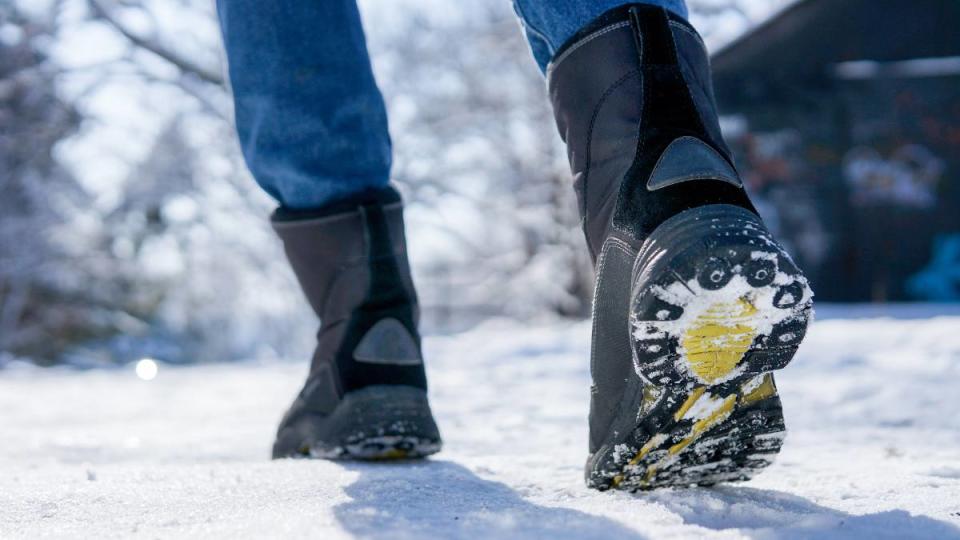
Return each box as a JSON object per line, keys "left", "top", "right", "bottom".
{"left": 712, "top": 0, "right": 960, "bottom": 302}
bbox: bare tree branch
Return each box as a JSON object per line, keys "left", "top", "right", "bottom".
{"left": 87, "top": 0, "right": 224, "bottom": 86}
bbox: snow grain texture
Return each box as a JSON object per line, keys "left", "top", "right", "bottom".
{"left": 2, "top": 306, "right": 960, "bottom": 539}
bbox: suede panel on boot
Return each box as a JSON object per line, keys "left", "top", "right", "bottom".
{"left": 615, "top": 6, "right": 756, "bottom": 243}
{"left": 332, "top": 203, "right": 427, "bottom": 393}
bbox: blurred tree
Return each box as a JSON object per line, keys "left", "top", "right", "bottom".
{"left": 2, "top": 0, "right": 795, "bottom": 364}
{"left": 0, "top": 3, "right": 105, "bottom": 363}
{"left": 369, "top": 4, "right": 594, "bottom": 321}
{"left": 81, "top": 0, "right": 599, "bottom": 328}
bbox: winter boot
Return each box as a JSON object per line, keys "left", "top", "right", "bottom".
{"left": 270, "top": 188, "right": 442, "bottom": 459}
{"left": 547, "top": 5, "right": 813, "bottom": 490}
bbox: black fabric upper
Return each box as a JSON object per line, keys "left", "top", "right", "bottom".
{"left": 272, "top": 187, "right": 427, "bottom": 428}
{"left": 272, "top": 185, "right": 401, "bottom": 222}
{"left": 548, "top": 4, "right": 756, "bottom": 262}
{"left": 547, "top": 5, "right": 759, "bottom": 454}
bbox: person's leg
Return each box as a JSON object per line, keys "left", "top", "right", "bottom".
{"left": 217, "top": 0, "right": 391, "bottom": 209}
{"left": 217, "top": 0, "right": 441, "bottom": 459}
{"left": 515, "top": 3, "right": 814, "bottom": 491}
{"left": 512, "top": 0, "right": 688, "bottom": 72}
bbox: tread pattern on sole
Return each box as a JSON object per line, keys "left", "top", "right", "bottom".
{"left": 309, "top": 435, "right": 443, "bottom": 460}
{"left": 587, "top": 205, "right": 812, "bottom": 491}
{"left": 275, "top": 385, "right": 442, "bottom": 461}
{"left": 630, "top": 209, "right": 813, "bottom": 388}
{"left": 598, "top": 374, "right": 785, "bottom": 491}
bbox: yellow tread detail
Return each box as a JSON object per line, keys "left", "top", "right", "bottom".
{"left": 611, "top": 434, "right": 668, "bottom": 488}
{"left": 742, "top": 373, "right": 777, "bottom": 405}
{"left": 612, "top": 373, "right": 780, "bottom": 489}
{"left": 373, "top": 449, "right": 409, "bottom": 460}
{"left": 641, "top": 393, "right": 738, "bottom": 485}
{"left": 681, "top": 297, "right": 761, "bottom": 383}
{"left": 673, "top": 386, "right": 707, "bottom": 421}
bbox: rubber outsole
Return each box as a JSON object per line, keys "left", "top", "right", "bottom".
{"left": 273, "top": 385, "right": 442, "bottom": 461}
{"left": 587, "top": 205, "right": 812, "bottom": 491}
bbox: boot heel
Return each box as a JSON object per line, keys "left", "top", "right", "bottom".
{"left": 274, "top": 385, "right": 442, "bottom": 460}
{"left": 586, "top": 204, "right": 812, "bottom": 490}
{"left": 629, "top": 204, "right": 814, "bottom": 387}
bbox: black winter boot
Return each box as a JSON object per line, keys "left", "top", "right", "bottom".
{"left": 270, "top": 188, "right": 442, "bottom": 459}
{"left": 547, "top": 5, "right": 813, "bottom": 490}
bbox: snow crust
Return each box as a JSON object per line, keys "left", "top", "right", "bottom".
{"left": 2, "top": 305, "right": 960, "bottom": 539}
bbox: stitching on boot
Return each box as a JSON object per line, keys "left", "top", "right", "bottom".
{"left": 547, "top": 21, "right": 631, "bottom": 77}
{"left": 582, "top": 70, "right": 642, "bottom": 257}
{"left": 669, "top": 21, "right": 708, "bottom": 58}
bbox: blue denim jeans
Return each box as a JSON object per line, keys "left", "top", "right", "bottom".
{"left": 217, "top": 1, "right": 688, "bottom": 209}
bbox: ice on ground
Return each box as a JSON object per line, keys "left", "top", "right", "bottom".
{"left": 2, "top": 304, "right": 960, "bottom": 539}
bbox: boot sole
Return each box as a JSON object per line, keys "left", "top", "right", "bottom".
{"left": 588, "top": 204, "right": 813, "bottom": 491}
{"left": 275, "top": 385, "right": 442, "bottom": 460}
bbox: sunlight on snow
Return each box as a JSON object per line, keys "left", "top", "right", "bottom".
{"left": 135, "top": 358, "right": 159, "bottom": 381}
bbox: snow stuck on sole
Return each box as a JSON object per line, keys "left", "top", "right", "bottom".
{"left": 311, "top": 436, "right": 443, "bottom": 460}
{"left": 593, "top": 205, "right": 814, "bottom": 491}
{"left": 633, "top": 269, "right": 812, "bottom": 386}
{"left": 630, "top": 205, "right": 814, "bottom": 388}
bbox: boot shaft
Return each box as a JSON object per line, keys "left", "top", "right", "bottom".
{"left": 272, "top": 190, "right": 426, "bottom": 395}
{"left": 273, "top": 198, "right": 418, "bottom": 325}
{"left": 547, "top": 5, "right": 755, "bottom": 262}
{"left": 548, "top": 5, "right": 761, "bottom": 456}
{"left": 270, "top": 192, "right": 442, "bottom": 459}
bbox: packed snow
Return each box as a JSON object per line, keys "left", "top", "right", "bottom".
{"left": 2, "top": 305, "right": 960, "bottom": 539}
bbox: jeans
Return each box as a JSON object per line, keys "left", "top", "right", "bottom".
{"left": 217, "top": 1, "right": 689, "bottom": 210}
{"left": 512, "top": 0, "right": 687, "bottom": 73}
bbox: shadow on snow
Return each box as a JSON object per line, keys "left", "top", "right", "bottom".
{"left": 637, "top": 483, "right": 960, "bottom": 539}
{"left": 332, "top": 459, "right": 960, "bottom": 539}
{"left": 333, "top": 459, "right": 646, "bottom": 540}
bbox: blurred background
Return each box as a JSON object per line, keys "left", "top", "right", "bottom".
{"left": 1, "top": 0, "right": 958, "bottom": 368}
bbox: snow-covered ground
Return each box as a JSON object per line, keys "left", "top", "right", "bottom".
{"left": 3, "top": 305, "right": 960, "bottom": 539}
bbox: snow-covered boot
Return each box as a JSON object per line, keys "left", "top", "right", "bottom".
{"left": 547, "top": 5, "right": 813, "bottom": 490}
{"left": 270, "top": 187, "right": 442, "bottom": 459}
